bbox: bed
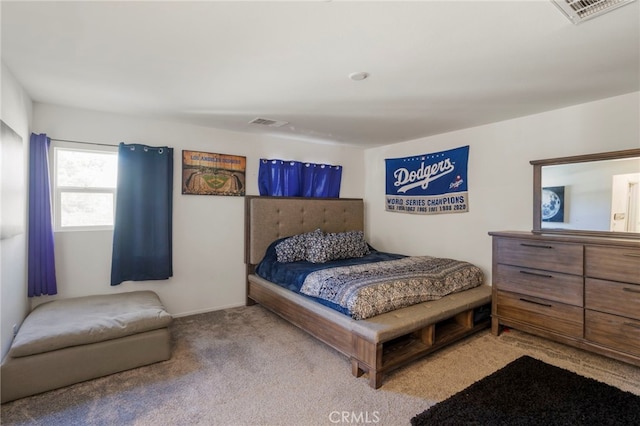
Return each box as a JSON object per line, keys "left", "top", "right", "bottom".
{"left": 245, "top": 196, "right": 491, "bottom": 388}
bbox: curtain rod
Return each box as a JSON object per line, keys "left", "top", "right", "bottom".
{"left": 50, "top": 137, "right": 119, "bottom": 148}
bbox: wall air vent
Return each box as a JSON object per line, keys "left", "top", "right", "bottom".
{"left": 552, "top": 0, "right": 637, "bottom": 24}
{"left": 248, "top": 117, "right": 289, "bottom": 128}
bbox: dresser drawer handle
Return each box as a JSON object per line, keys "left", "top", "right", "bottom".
{"left": 520, "top": 243, "right": 553, "bottom": 249}
{"left": 624, "top": 322, "right": 640, "bottom": 330}
{"left": 519, "top": 270, "right": 553, "bottom": 279}
{"left": 519, "top": 298, "right": 552, "bottom": 308}
{"left": 623, "top": 253, "right": 640, "bottom": 258}
{"left": 623, "top": 287, "right": 640, "bottom": 294}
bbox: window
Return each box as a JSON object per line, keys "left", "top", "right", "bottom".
{"left": 52, "top": 142, "right": 118, "bottom": 231}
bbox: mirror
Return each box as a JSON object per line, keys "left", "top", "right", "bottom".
{"left": 531, "top": 149, "right": 640, "bottom": 239}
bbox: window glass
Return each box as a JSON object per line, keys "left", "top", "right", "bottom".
{"left": 60, "top": 192, "right": 114, "bottom": 227}
{"left": 53, "top": 144, "right": 118, "bottom": 231}
{"left": 56, "top": 149, "right": 117, "bottom": 188}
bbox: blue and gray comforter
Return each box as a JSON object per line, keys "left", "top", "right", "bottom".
{"left": 256, "top": 239, "right": 483, "bottom": 320}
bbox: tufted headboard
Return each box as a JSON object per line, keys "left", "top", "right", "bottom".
{"left": 244, "top": 196, "right": 364, "bottom": 266}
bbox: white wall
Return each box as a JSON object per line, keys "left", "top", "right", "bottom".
{"left": 1, "top": 63, "right": 33, "bottom": 359}
{"left": 32, "top": 103, "right": 365, "bottom": 317}
{"left": 363, "top": 92, "right": 640, "bottom": 283}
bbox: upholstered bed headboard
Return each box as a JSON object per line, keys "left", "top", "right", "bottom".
{"left": 244, "top": 196, "right": 364, "bottom": 265}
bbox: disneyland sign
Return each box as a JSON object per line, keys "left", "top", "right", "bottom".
{"left": 385, "top": 146, "right": 469, "bottom": 215}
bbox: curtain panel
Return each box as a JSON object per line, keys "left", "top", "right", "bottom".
{"left": 258, "top": 159, "right": 342, "bottom": 198}
{"left": 111, "top": 143, "right": 173, "bottom": 286}
{"left": 27, "top": 133, "right": 57, "bottom": 296}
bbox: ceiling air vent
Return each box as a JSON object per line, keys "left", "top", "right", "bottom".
{"left": 248, "top": 117, "right": 289, "bottom": 128}
{"left": 552, "top": 0, "right": 637, "bottom": 24}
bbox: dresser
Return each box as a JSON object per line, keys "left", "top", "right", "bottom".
{"left": 489, "top": 231, "right": 640, "bottom": 366}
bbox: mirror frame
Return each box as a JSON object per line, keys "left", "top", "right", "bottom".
{"left": 531, "top": 148, "right": 640, "bottom": 239}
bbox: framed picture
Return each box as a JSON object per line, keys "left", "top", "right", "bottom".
{"left": 182, "top": 150, "right": 246, "bottom": 196}
{"left": 1, "top": 121, "right": 25, "bottom": 239}
{"left": 542, "top": 186, "right": 565, "bottom": 222}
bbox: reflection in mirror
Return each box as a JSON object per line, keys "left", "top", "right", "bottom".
{"left": 612, "top": 172, "right": 640, "bottom": 232}
{"left": 531, "top": 149, "right": 640, "bottom": 238}
{"left": 541, "top": 157, "right": 640, "bottom": 233}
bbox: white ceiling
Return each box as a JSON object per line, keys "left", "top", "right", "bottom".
{"left": 2, "top": 1, "right": 639, "bottom": 147}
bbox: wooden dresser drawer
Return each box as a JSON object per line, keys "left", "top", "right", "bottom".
{"left": 496, "top": 291, "right": 583, "bottom": 338}
{"left": 585, "top": 246, "right": 640, "bottom": 285}
{"left": 585, "top": 310, "right": 640, "bottom": 357}
{"left": 496, "top": 238, "right": 583, "bottom": 275}
{"left": 585, "top": 278, "right": 640, "bottom": 321}
{"left": 494, "top": 264, "right": 583, "bottom": 306}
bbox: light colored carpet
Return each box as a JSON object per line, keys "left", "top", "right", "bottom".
{"left": 2, "top": 304, "right": 639, "bottom": 425}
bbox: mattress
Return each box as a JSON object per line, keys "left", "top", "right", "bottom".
{"left": 256, "top": 238, "right": 483, "bottom": 319}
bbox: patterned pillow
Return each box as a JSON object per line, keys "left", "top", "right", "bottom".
{"left": 305, "top": 232, "right": 331, "bottom": 263}
{"left": 306, "top": 230, "right": 370, "bottom": 263}
{"left": 328, "top": 231, "right": 370, "bottom": 260}
{"left": 275, "top": 229, "right": 322, "bottom": 263}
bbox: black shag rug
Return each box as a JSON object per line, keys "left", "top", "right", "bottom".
{"left": 411, "top": 355, "right": 640, "bottom": 425}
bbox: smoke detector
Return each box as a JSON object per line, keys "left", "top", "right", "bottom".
{"left": 552, "top": 0, "right": 637, "bottom": 24}
{"left": 349, "top": 72, "right": 370, "bottom": 81}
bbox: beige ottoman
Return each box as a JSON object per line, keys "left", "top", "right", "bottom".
{"left": 1, "top": 291, "right": 172, "bottom": 403}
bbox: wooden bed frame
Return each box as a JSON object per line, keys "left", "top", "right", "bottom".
{"left": 244, "top": 196, "right": 492, "bottom": 388}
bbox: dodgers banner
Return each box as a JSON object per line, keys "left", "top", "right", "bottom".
{"left": 385, "top": 146, "right": 469, "bottom": 215}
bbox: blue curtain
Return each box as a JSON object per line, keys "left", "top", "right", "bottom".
{"left": 111, "top": 143, "right": 173, "bottom": 286}
{"left": 28, "top": 133, "right": 57, "bottom": 296}
{"left": 258, "top": 159, "right": 342, "bottom": 197}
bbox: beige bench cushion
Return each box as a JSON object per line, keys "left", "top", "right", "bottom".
{"left": 10, "top": 291, "right": 172, "bottom": 358}
{"left": 248, "top": 274, "right": 491, "bottom": 343}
